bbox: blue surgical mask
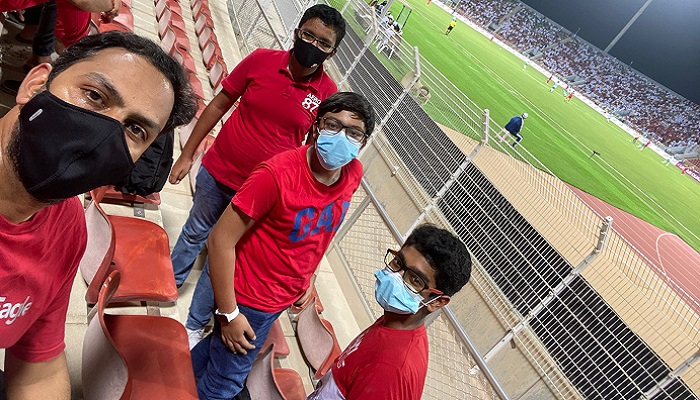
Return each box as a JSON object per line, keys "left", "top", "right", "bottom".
{"left": 374, "top": 268, "right": 438, "bottom": 314}
{"left": 315, "top": 129, "right": 360, "bottom": 170}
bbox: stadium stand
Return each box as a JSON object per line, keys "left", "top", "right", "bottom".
{"left": 457, "top": 0, "right": 700, "bottom": 148}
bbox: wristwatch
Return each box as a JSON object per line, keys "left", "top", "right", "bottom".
{"left": 214, "top": 306, "right": 240, "bottom": 323}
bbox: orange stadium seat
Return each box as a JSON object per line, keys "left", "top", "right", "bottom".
{"left": 82, "top": 271, "right": 198, "bottom": 400}
{"left": 79, "top": 187, "right": 178, "bottom": 304}
{"left": 260, "top": 319, "right": 290, "bottom": 358}
{"left": 247, "top": 343, "right": 306, "bottom": 400}
{"left": 294, "top": 298, "right": 339, "bottom": 379}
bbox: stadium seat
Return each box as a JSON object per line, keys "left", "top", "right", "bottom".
{"left": 259, "top": 319, "right": 290, "bottom": 358}
{"left": 208, "top": 58, "right": 228, "bottom": 91}
{"left": 159, "top": 26, "right": 190, "bottom": 56}
{"left": 289, "top": 286, "right": 324, "bottom": 314}
{"left": 294, "top": 298, "right": 340, "bottom": 379}
{"left": 82, "top": 270, "right": 198, "bottom": 400}
{"left": 194, "top": 12, "right": 214, "bottom": 36}
{"left": 247, "top": 344, "right": 306, "bottom": 400}
{"left": 201, "top": 40, "right": 222, "bottom": 70}
{"left": 79, "top": 188, "right": 178, "bottom": 304}
{"left": 157, "top": 8, "right": 187, "bottom": 39}
{"left": 88, "top": 186, "right": 161, "bottom": 206}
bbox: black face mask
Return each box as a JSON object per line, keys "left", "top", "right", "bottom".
{"left": 292, "top": 37, "right": 330, "bottom": 68}
{"left": 16, "top": 90, "right": 134, "bottom": 202}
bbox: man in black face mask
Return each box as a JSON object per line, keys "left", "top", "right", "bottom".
{"left": 167, "top": 5, "right": 346, "bottom": 335}
{"left": 0, "top": 32, "right": 196, "bottom": 399}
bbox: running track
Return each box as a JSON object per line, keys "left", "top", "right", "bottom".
{"left": 568, "top": 185, "right": 700, "bottom": 316}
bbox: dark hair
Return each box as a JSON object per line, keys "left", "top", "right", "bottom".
{"left": 403, "top": 224, "right": 471, "bottom": 297}
{"left": 298, "top": 4, "right": 346, "bottom": 48}
{"left": 47, "top": 31, "right": 197, "bottom": 133}
{"left": 317, "top": 92, "right": 376, "bottom": 139}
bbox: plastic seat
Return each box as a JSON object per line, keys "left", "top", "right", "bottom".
{"left": 79, "top": 188, "right": 178, "bottom": 304}
{"left": 160, "top": 25, "right": 190, "bottom": 55}
{"left": 99, "top": 186, "right": 161, "bottom": 206}
{"left": 295, "top": 298, "right": 340, "bottom": 379}
{"left": 191, "top": 0, "right": 209, "bottom": 21}
{"left": 158, "top": 9, "right": 187, "bottom": 40}
{"left": 82, "top": 271, "right": 198, "bottom": 400}
{"left": 194, "top": 12, "right": 214, "bottom": 36}
{"left": 197, "top": 25, "right": 215, "bottom": 51}
{"left": 201, "top": 41, "right": 222, "bottom": 70}
{"left": 289, "top": 286, "right": 324, "bottom": 314}
{"left": 247, "top": 344, "right": 306, "bottom": 400}
{"left": 208, "top": 58, "right": 228, "bottom": 91}
{"left": 260, "top": 319, "right": 290, "bottom": 358}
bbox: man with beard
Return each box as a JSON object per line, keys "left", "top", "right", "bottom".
{"left": 0, "top": 32, "right": 196, "bottom": 399}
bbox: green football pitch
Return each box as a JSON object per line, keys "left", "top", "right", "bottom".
{"left": 347, "top": 0, "right": 700, "bottom": 252}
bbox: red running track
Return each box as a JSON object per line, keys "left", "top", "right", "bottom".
{"left": 568, "top": 185, "right": 700, "bottom": 316}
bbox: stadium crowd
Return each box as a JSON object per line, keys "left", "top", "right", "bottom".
{"left": 456, "top": 0, "right": 700, "bottom": 153}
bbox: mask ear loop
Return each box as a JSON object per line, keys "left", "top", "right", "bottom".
{"left": 418, "top": 294, "right": 442, "bottom": 309}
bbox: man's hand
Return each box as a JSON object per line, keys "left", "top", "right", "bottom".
{"left": 168, "top": 155, "right": 194, "bottom": 185}
{"left": 220, "top": 314, "right": 257, "bottom": 355}
{"left": 99, "top": 0, "right": 120, "bottom": 23}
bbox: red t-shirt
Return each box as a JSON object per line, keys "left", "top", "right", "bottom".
{"left": 232, "top": 145, "right": 361, "bottom": 312}
{"left": 0, "top": 0, "right": 90, "bottom": 47}
{"left": 0, "top": 197, "right": 87, "bottom": 362}
{"left": 202, "top": 48, "right": 338, "bottom": 191}
{"left": 307, "top": 318, "right": 429, "bottom": 400}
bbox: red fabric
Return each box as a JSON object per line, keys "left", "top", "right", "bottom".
{"left": 0, "top": 0, "right": 89, "bottom": 47}
{"left": 0, "top": 0, "right": 43, "bottom": 12}
{"left": 232, "top": 145, "right": 361, "bottom": 312}
{"left": 54, "top": 0, "right": 90, "bottom": 48}
{"left": 0, "top": 197, "right": 87, "bottom": 362}
{"left": 330, "top": 318, "right": 429, "bottom": 400}
{"left": 202, "top": 48, "right": 337, "bottom": 191}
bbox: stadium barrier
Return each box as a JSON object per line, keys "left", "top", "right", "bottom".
{"left": 225, "top": 0, "right": 699, "bottom": 398}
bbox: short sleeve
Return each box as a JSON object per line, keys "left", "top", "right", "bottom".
{"left": 221, "top": 49, "right": 259, "bottom": 99}
{"left": 8, "top": 255, "right": 83, "bottom": 363}
{"left": 231, "top": 163, "right": 279, "bottom": 221}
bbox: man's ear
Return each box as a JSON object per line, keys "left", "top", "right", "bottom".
{"left": 16, "top": 63, "right": 52, "bottom": 106}
{"left": 425, "top": 295, "right": 450, "bottom": 313}
{"left": 327, "top": 47, "right": 337, "bottom": 60}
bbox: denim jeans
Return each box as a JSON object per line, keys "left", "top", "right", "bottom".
{"left": 172, "top": 165, "right": 235, "bottom": 286}
{"left": 191, "top": 305, "right": 281, "bottom": 399}
{"left": 185, "top": 260, "right": 215, "bottom": 331}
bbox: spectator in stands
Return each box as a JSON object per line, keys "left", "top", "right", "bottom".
{"left": 307, "top": 224, "right": 472, "bottom": 400}
{"left": 500, "top": 113, "right": 528, "bottom": 147}
{"left": 1, "top": 0, "right": 120, "bottom": 94}
{"left": 0, "top": 32, "right": 196, "bottom": 399}
{"left": 1, "top": 0, "right": 119, "bottom": 48}
{"left": 168, "top": 5, "right": 345, "bottom": 292}
{"left": 190, "top": 92, "right": 375, "bottom": 399}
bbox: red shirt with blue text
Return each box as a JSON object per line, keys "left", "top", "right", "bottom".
{"left": 232, "top": 145, "right": 361, "bottom": 312}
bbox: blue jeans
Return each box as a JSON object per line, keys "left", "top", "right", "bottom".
{"left": 185, "top": 260, "right": 215, "bottom": 331}
{"left": 191, "top": 305, "right": 281, "bottom": 399}
{"left": 172, "top": 165, "right": 235, "bottom": 286}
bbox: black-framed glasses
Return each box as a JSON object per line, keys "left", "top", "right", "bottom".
{"left": 298, "top": 29, "right": 335, "bottom": 53}
{"left": 384, "top": 249, "right": 444, "bottom": 295}
{"left": 319, "top": 117, "right": 367, "bottom": 145}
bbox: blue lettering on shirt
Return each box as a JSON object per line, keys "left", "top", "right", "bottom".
{"left": 288, "top": 201, "right": 351, "bottom": 242}
{"left": 289, "top": 207, "right": 316, "bottom": 242}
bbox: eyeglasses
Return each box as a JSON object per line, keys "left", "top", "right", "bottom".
{"left": 319, "top": 117, "right": 367, "bottom": 145}
{"left": 298, "top": 29, "right": 335, "bottom": 53}
{"left": 384, "top": 249, "right": 444, "bottom": 295}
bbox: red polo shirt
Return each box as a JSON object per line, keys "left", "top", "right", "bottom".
{"left": 202, "top": 48, "right": 337, "bottom": 191}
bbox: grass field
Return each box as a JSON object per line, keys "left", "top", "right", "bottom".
{"left": 358, "top": 0, "right": 700, "bottom": 252}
